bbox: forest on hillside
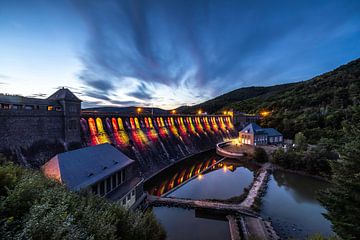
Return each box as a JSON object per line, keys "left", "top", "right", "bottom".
{"left": 181, "top": 58, "right": 360, "bottom": 144}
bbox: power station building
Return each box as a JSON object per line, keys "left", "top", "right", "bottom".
{"left": 239, "top": 123, "right": 283, "bottom": 145}
{"left": 42, "top": 143, "right": 145, "bottom": 209}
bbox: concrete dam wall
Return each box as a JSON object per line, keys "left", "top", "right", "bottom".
{"left": 80, "top": 114, "right": 237, "bottom": 176}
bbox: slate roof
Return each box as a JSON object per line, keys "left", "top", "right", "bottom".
{"left": 263, "top": 128, "right": 282, "bottom": 137}
{"left": 42, "top": 143, "right": 134, "bottom": 191}
{"left": 240, "top": 123, "right": 263, "bottom": 134}
{"left": 240, "top": 123, "right": 282, "bottom": 136}
{"left": 47, "top": 88, "right": 81, "bottom": 102}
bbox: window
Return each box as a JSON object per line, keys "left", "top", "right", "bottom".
{"left": 69, "top": 120, "right": 77, "bottom": 130}
{"left": 25, "top": 105, "right": 34, "bottom": 110}
{"left": 55, "top": 106, "right": 62, "bottom": 111}
{"left": 122, "top": 198, "right": 126, "bottom": 205}
{"left": 106, "top": 178, "right": 111, "bottom": 193}
{"left": 117, "top": 172, "right": 122, "bottom": 185}
{"left": 112, "top": 174, "right": 117, "bottom": 188}
{"left": 47, "top": 105, "right": 54, "bottom": 111}
{"left": 132, "top": 190, "right": 135, "bottom": 196}
{"left": 121, "top": 170, "right": 125, "bottom": 183}
{"left": 1, "top": 104, "right": 10, "bottom": 109}
{"left": 69, "top": 106, "right": 77, "bottom": 112}
{"left": 127, "top": 194, "right": 131, "bottom": 200}
{"left": 92, "top": 185, "right": 98, "bottom": 195}
{"left": 12, "top": 104, "right": 22, "bottom": 110}
{"left": 99, "top": 181, "right": 105, "bottom": 196}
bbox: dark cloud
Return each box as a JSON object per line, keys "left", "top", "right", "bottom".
{"left": 109, "top": 99, "right": 140, "bottom": 106}
{"left": 74, "top": 0, "right": 360, "bottom": 105}
{"left": 28, "top": 93, "right": 47, "bottom": 98}
{"left": 127, "top": 82, "right": 153, "bottom": 100}
{"left": 0, "top": 74, "right": 10, "bottom": 80}
{"left": 85, "top": 91, "right": 111, "bottom": 101}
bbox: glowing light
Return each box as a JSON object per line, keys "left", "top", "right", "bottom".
{"left": 223, "top": 111, "right": 227, "bottom": 115}
{"left": 260, "top": 111, "right": 270, "bottom": 117}
{"left": 197, "top": 109, "right": 202, "bottom": 115}
{"left": 137, "top": 107, "right": 142, "bottom": 114}
{"left": 171, "top": 109, "right": 176, "bottom": 114}
{"left": 223, "top": 165, "right": 228, "bottom": 173}
{"left": 198, "top": 174, "right": 203, "bottom": 180}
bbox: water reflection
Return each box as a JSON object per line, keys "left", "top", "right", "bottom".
{"left": 153, "top": 207, "right": 231, "bottom": 240}
{"left": 145, "top": 151, "right": 257, "bottom": 200}
{"left": 261, "top": 170, "right": 334, "bottom": 239}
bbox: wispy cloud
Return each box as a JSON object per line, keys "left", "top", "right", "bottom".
{"left": 73, "top": 0, "right": 360, "bottom": 108}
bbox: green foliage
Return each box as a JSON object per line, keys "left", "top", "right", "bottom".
{"left": 307, "top": 233, "right": 340, "bottom": 240}
{"left": 294, "top": 132, "right": 308, "bottom": 151}
{"left": 181, "top": 58, "right": 360, "bottom": 144}
{"left": 253, "top": 147, "right": 268, "bottom": 163}
{"left": 0, "top": 163, "right": 166, "bottom": 240}
{"left": 271, "top": 144, "right": 333, "bottom": 178}
{"left": 320, "top": 124, "right": 360, "bottom": 239}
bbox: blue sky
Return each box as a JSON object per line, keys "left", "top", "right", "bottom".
{"left": 0, "top": 0, "right": 359, "bottom": 109}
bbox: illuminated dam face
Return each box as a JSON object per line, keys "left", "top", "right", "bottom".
{"left": 80, "top": 115, "right": 235, "bottom": 174}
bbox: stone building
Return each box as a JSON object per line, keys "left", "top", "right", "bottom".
{"left": 239, "top": 123, "right": 283, "bottom": 145}
{"left": 42, "top": 143, "right": 144, "bottom": 209}
{"left": 0, "top": 88, "right": 82, "bottom": 165}
{"left": 233, "top": 112, "right": 260, "bottom": 129}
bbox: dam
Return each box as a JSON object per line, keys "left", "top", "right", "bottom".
{"left": 80, "top": 111, "right": 237, "bottom": 176}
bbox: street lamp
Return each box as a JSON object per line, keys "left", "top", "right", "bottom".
{"left": 137, "top": 107, "right": 142, "bottom": 114}
{"left": 171, "top": 109, "right": 176, "bottom": 114}
{"left": 197, "top": 109, "right": 202, "bottom": 115}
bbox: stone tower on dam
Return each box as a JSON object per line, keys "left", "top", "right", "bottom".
{"left": 0, "top": 88, "right": 82, "bottom": 166}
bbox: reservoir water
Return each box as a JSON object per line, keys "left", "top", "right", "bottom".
{"left": 152, "top": 207, "right": 231, "bottom": 240}
{"left": 146, "top": 151, "right": 335, "bottom": 239}
{"left": 260, "top": 170, "right": 334, "bottom": 239}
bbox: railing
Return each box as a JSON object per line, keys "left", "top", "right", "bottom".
{"left": 216, "top": 141, "right": 245, "bottom": 158}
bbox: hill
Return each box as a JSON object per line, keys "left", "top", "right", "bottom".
{"left": 181, "top": 58, "right": 360, "bottom": 143}
{"left": 83, "top": 106, "right": 170, "bottom": 115}
{"left": 177, "top": 83, "right": 296, "bottom": 114}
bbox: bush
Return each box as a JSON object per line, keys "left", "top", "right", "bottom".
{"left": 253, "top": 147, "right": 268, "bottom": 163}
{"left": 0, "top": 163, "right": 166, "bottom": 240}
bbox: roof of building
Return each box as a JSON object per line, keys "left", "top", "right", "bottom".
{"left": 240, "top": 123, "right": 282, "bottom": 136}
{"left": 240, "top": 123, "right": 263, "bottom": 134}
{"left": 47, "top": 88, "right": 81, "bottom": 102}
{"left": 263, "top": 128, "right": 282, "bottom": 137}
{"left": 42, "top": 143, "right": 134, "bottom": 191}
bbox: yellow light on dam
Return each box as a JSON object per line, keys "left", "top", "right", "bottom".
{"left": 198, "top": 174, "right": 203, "bottom": 180}
{"left": 223, "top": 165, "right": 228, "bottom": 173}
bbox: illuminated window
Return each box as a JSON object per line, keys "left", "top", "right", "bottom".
{"left": 47, "top": 105, "right": 54, "bottom": 111}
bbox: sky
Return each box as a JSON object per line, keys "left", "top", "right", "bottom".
{"left": 0, "top": 0, "right": 360, "bottom": 109}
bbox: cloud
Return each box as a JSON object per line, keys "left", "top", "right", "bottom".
{"left": 127, "top": 82, "right": 153, "bottom": 100}
{"left": 74, "top": 0, "right": 360, "bottom": 107}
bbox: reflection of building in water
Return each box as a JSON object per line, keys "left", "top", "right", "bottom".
{"left": 147, "top": 158, "right": 251, "bottom": 197}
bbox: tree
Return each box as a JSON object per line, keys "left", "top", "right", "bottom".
{"left": 294, "top": 132, "right": 307, "bottom": 151}
{"left": 253, "top": 147, "right": 268, "bottom": 163}
{"left": 320, "top": 125, "right": 360, "bottom": 239}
